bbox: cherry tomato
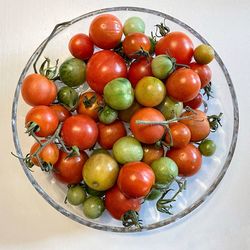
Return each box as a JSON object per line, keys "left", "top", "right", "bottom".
{"left": 57, "top": 86, "right": 79, "bottom": 111}
{"left": 128, "top": 57, "right": 153, "bottom": 88}
{"left": 61, "top": 114, "right": 98, "bottom": 150}
{"left": 155, "top": 31, "right": 194, "bottom": 64}
{"left": 68, "top": 33, "right": 94, "bottom": 60}
{"left": 21, "top": 73, "right": 57, "bottom": 106}
{"left": 89, "top": 14, "right": 123, "bottom": 49}
{"left": 83, "top": 196, "right": 105, "bottom": 219}
{"left": 86, "top": 50, "right": 127, "bottom": 94}
{"left": 189, "top": 62, "right": 212, "bottom": 88}
{"left": 98, "top": 105, "right": 118, "bottom": 124}
{"left": 50, "top": 104, "right": 71, "bottom": 122}
{"left": 198, "top": 139, "right": 216, "bottom": 156}
{"left": 130, "top": 108, "right": 165, "bottom": 144}
{"left": 122, "top": 32, "right": 151, "bottom": 58}
{"left": 98, "top": 120, "right": 126, "bottom": 150}
{"left": 25, "top": 105, "right": 59, "bottom": 137}
{"left": 151, "top": 55, "right": 174, "bottom": 80}
{"left": 105, "top": 185, "right": 141, "bottom": 220}
{"left": 117, "top": 162, "right": 155, "bottom": 198}
{"left": 166, "top": 68, "right": 201, "bottom": 102}
{"left": 66, "top": 185, "right": 86, "bottom": 205}
{"left": 165, "top": 122, "right": 191, "bottom": 148}
{"left": 194, "top": 44, "right": 215, "bottom": 64}
{"left": 142, "top": 144, "right": 164, "bottom": 165}
{"left": 123, "top": 16, "right": 145, "bottom": 35}
{"left": 53, "top": 150, "right": 88, "bottom": 184}
{"left": 30, "top": 141, "right": 59, "bottom": 166}
{"left": 183, "top": 93, "right": 203, "bottom": 109}
{"left": 180, "top": 110, "right": 210, "bottom": 142}
{"left": 118, "top": 100, "right": 142, "bottom": 123}
{"left": 166, "top": 143, "right": 202, "bottom": 177}
{"left": 77, "top": 91, "right": 103, "bottom": 121}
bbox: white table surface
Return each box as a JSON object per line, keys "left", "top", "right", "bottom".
{"left": 1, "top": 0, "right": 250, "bottom": 249}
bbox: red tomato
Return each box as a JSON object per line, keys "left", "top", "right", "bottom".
{"left": 53, "top": 150, "right": 88, "bottom": 184}
{"left": 105, "top": 185, "right": 141, "bottom": 220}
{"left": 50, "top": 104, "right": 71, "bottom": 122}
{"left": 189, "top": 62, "right": 212, "bottom": 88}
{"left": 123, "top": 33, "right": 151, "bottom": 58}
{"left": 118, "top": 162, "right": 155, "bottom": 199}
{"left": 77, "top": 92, "right": 103, "bottom": 121}
{"left": 155, "top": 31, "right": 194, "bottom": 64}
{"left": 61, "top": 114, "right": 98, "bottom": 150}
{"left": 128, "top": 57, "right": 153, "bottom": 88}
{"left": 166, "top": 68, "right": 201, "bottom": 102}
{"left": 165, "top": 122, "right": 191, "bottom": 148}
{"left": 98, "top": 121, "right": 127, "bottom": 150}
{"left": 184, "top": 93, "right": 203, "bottom": 109}
{"left": 30, "top": 141, "right": 59, "bottom": 166}
{"left": 89, "top": 14, "right": 123, "bottom": 49}
{"left": 86, "top": 50, "right": 127, "bottom": 94}
{"left": 21, "top": 73, "right": 57, "bottom": 106}
{"left": 166, "top": 143, "right": 202, "bottom": 176}
{"left": 68, "top": 33, "right": 94, "bottom": 60}
{"left": 130, "top": 108, "right": 165, "bottom": 144}
{"left": 25, "top": 106, "right": 59, "bottom": 137}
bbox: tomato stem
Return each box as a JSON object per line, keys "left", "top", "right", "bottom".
{"left": 121, "top": 210, "right": 142, "bottom": 230}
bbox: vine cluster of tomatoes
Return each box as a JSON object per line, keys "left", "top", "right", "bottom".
{"left": 16, "top": 13, "right": 223, "bottom": 229}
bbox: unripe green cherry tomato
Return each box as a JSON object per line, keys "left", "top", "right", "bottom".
{"left": 151, "top": 157, "right": 178, "bottom": 185}
{"left": 146, "top": 188, "right": 162, "bottom": 200}
{"left": 123, "top": 16, "right": 145, "bottom": 35}
{"left": 112, "top": 136, "right": 143, "bottom": 164}
{"left": 194, "top": 44, "right": 215, "bottom": 65}
{"left": 66, "top": 185, "right": 86, "bottom": 206}
{"left": 83, "top": 196, "right": 105, "bottom": 219}
{"left": 198, "top": 139, "right": 216, "bottom": 156}
{"left": 104, "top": 78, "right": 134, "bottom": 110}
{"left": 151, "top": 55, "right": 174, "bottom": 79}
{"left": 57, "top": 86, "right": 79, "bottom": 111}
{"left": 98, "top": 105, "right": 118, "bottom": 124}
{"left": 59, "top": 58, "right": 86, "bottom": 87}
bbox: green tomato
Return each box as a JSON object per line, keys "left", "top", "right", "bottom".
{"left": 104, "top": 78, "right": 134, "bottom": 110}
{"left": 146, "top": 188, "right": 161, "bottom": 200}
{"left": 199, "top": 139, "right": 216, "bottom": 156}
{"left": 57, "top": 86, "right": 79, "bottom": 110}
{"left": 151, "top": 55, "right": 174, "bottom": 80}
{"left": 98, "top": 105, "right": 118, "bottom": 124}
{"left": 118, "top": 100, "right": 142, "bottom": 123}
{"left": 59, "top": 58, "right": 86, "bottom": 87}
{"left": 123, "top": 16, "right": 145, "bottom": 35}
{"left": 66, "top": 185, "right": 86, "bottom": 206}
{"left": 151, "top": 157, "right": 178, "bottom": 185}
{"left": 156, "top": 96, "right": 183, "bottom": 120}
{"left": 85, "top": 185, "right": 105, "bottom": 197}
{"left": 112, "top": 136, "right": 143, "bottom": 164}
{"left": 83, "top": 196, "right": 105, "bottom": 219}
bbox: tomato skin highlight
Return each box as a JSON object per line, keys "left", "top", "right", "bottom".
{"left": 61, "top": 114, "right": 98, "bottom": 150}
{"left": 21, "top": 73, "right": 57, "bottom": 106}
{"left": 86, "top": 50, "right": 127, "bottom": 94}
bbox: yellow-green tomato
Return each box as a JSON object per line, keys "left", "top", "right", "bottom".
{"left": 104, "top": 78, "right": 134, "bottom": 110}
{"left": 156, "top": 95, "right": 183, "bottom": 120}
{"left": 83, "top": 153, "right": 119, "bottom": 191}
{"left": 66, "top": 185, "right": 86, "bottom": 205}
{"left": 151, "top": 55, "right": 174, "bottom": 80}
{"left": 123, "top": 16, "right": 145, "bottom": 36}
{"left": 83, "top": 196, "right": 105, "bottom": 219}
{"left": 194, "top": 44, "right": 215, "bottom": 64}
{"left": 135, "top": 76, "right": 166, "bottom": 107}
{"left": 112, "top": 136, "right": 143, "bottom": 164}
{"left": 151, "top": 157, "right": 178, "bottom": 185}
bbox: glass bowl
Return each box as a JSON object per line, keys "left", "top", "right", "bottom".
{"left": 12, "top": 6, "right": 239, "bottom": 232}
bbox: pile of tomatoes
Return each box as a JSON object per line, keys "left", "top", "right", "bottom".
{"left": 19, "top": 13, "right": 221, "bottom": 228}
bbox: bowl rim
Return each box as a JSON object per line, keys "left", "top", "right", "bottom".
{"left": 11, "top": 6, "right": 239, "bottom": 232}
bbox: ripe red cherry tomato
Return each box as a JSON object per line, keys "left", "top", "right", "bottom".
{"left": 21, "top": 73, "right": 57, "bottom": 106}
{"left": 130, "top": 108, "right": 165, "bottom": 144}
{"left": 189, "top": 62, "right": 212, "bottom": 88}
{"left": 166, "top": 143, "right": 202, "bottom": 176}
{"left": 166, "top": 68, "right": 201, "bottom": 102}
{"left": 155, "top": 31, "right": 194, "bottom": 64}
{"left": 123, "top": 32, "right": 151, "bottom": 58}
{"left": 86, "top": 50, "right": 127, "bottom": 94}
{"left": 25, "top": 105, "right": 59, "bottom": 137}
{"left": 184, "top": 93, "right": 203, "bottom": 109}
{"left": 117, "top": 162, "right": 155, "bottom": 198}
{"left": 89, "top": 14, "right": 123, "bottom": 49}
{"left": 53, "top": 150, "right": 88, "bottom": 184}
{"left": 61, "top": 114, "right": 98, "bottom": 150}
{"left": 98, "top": 120, "right": 127, "bottom": 150}
{"left": 68, "top": 33, "right": 94, "bottom": 60}
{"left": 105, "top": 185, "right": 141, "bottom": 220}
{"left": 50, "top": 104, "right": 71, "bottom": 122}
{"left": 128, "top": 57, "right": 153, "bottom": 88}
